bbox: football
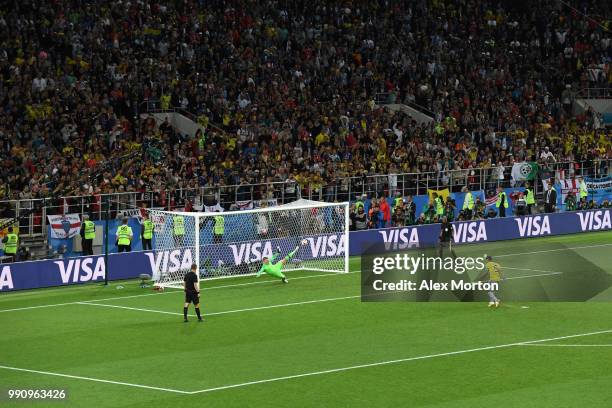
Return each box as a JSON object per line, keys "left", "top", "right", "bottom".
{"left": 301, "top": 239, "right": 308, "bottom": 246}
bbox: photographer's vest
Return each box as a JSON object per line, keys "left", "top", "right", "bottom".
{"left": 435, "top": 197, "right": 444, "bottom": 215}
{"left": 463, "top": 192, "right": 474, "bottom": 210}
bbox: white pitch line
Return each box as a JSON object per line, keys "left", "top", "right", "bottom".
{"left": 0, "top": 301, "right": 80, "bottom": 313}
{"left": 77, "top": 302, "right": 184, "bottom": 316}
{"left": 33, "top": 271, "right": 555, "bottom": 316}
{"left": 0, "top": 272, "right": 356, "bottom": 313}
{"left": 495, "top": 243, "right": 612, "bottom": 258}
{"left": 1, "top": 241, "right": 608, "bottom": 312}
{"left": 207, "top": 295, "right": 360, "bottom": 316}
{"left": 201, "top": 271, "right": 359, "bottom": 291}
{"left": 186, "top": 329, "right": 612, "bottom": 394}
{"left": 519, "top": 344, "right": 612, "bottom": 347}
{"left": 78, "top": 295, "right": 361, "bottom": 317}
{"left": 0, "top": 364, "right": 190, "bottom": 394}
{"left": 0, "top": 293, "right": 176, "bottom": 314}
{"left": 504, "top": 267, "right": 564, "bottom": 274}
{"left": 2, "top": 329, "right": 611, "bottom": 394}
{"left": 0, "top": 240, "right": 607, "bottom": 308}
{"left": 505, "top": 271, "right": 563, "bottom": 280}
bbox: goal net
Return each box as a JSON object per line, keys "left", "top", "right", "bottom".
{"left": 147, "top": 199, "right": 349, "bottom": 288}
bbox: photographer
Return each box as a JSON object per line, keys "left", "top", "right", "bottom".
{"left": 404, "top": 195, "right": 416, "bottom": 225}
{"left": 348, "top": 204, "right": 357, "bottom": 231}
{"left": 515, "top": 193, "right": 527, "bottom": 216}
{"left": 564, "top": 191, "right": 577, "bottom": 211}
{"left": 392, "top": 206, "right": 405, "bottom": 227}
{"left": 368, "top": 202, "right": 383, "bottom": 229}
{"left": 354, "top": 206, "right": 368, "bottom": 231}
{"left": 474, "top": 198, "right": 486, "bottom": 220}
{"left": 444, "top": 198, "right": 456, "bottom": 222}
{"left": 423, "top": 203, "right": 436, "bottom": 224}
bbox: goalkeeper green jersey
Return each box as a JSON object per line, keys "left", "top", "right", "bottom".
{"left": 258, "top": 261, "right": 284, "bottom": 276}
{"left": 256, "top": 247, "right": 299, "bottom": 279}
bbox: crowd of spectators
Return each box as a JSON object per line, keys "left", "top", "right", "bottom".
{"left": 348, "top": 192, "right": 611, "bottom": 230}
{"left": 0, "top": 0, "right": 610, "bottom": 205}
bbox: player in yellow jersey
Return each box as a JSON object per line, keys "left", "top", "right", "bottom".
{"left": 478, "top": 255, "right": 503, "bottom": 308}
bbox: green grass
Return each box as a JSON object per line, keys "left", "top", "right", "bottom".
{"left": 1, "top": 232, "right": 612, "bottom": 407}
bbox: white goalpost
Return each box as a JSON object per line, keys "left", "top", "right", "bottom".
{"left": 147, "top": 199, "right": 349, "bottom": 288}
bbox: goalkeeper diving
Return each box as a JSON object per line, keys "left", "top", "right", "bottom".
{"left": 257, "top": 243, "right": 303, "bottom": 284}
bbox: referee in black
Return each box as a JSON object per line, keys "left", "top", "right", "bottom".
{"left": 438, "top": 216, "right": 457, "bottom": 258}
{"left": 183, "top": 264, "right": 203, "bottom": 322}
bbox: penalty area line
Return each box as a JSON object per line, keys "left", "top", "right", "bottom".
{"left": 77, "top": 302, "right": 184, "bottom": 316}
{"left": 504, "top": 271, "right": 563, "bottom": 280}
{"left": 3, "top": 329, "right": 611, "bottom": 394}
{"left": 207, "top": 295, "right": 360, "bottom": 316}
{"left": 518, "top": 344, "right": 612, "bottom": 347}
{"left": 495, "top": 243, "right": 612, "bottom": 258}
{"left": 77, "top": 294, "right": 361, "bottom": 317}
{"left": 186, "top": 329, "right": 612, "bottom": 394}
{"left": 200, "top": 271, "right": 359, "bottom": 291}
{"left": 0, "top": 365, "right": 190, "bottom": 394}
{"left": 0, "top": 271, "right": 358, "bottom": 313}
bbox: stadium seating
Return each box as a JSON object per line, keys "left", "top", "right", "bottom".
{"left": 0, "top": 0, "right": 609, "bottom": 204}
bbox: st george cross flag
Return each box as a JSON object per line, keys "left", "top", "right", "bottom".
{"left": 549, "top": 179, "right": 579, "bottom": 205}
{"left": 48, "top": 214, "right": 81, "bottom": 239}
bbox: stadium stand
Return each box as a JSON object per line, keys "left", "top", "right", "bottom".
{"left": 0, "top": 0, "right": 609, "bottom": 250}
{"left": 0, "top": 0, "right": 609, "bottom": 200}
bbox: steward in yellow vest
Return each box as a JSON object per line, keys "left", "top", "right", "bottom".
{"left": 116, "top": 217, "right": 133, "bottom": 252}
{"left": 213, "top": 213, "right": 225, "bottom": 243}
{"left": 2, "top": 226, "right": 18, "bottom": 262}
{"left": 80, "top": 214, "right": 95, "bottom": 255}
{"left": 173, "top": 215, "right": 185, "bottom": 246}
{"left": 141, "top": 213, "right": 154, "bottom": 250}
{"left": 461, "top": 186, "right": 474, "bottom": 219}
{"left": 495, "top": 187, "right": 508, "bottom": 218}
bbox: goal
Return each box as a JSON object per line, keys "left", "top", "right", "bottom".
{"left": 147, "top": 199, "right": 349, "bottom": 288}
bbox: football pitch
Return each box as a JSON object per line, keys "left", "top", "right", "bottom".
{"left": 1, "top": 231, "right": 612, "bottom": 407}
